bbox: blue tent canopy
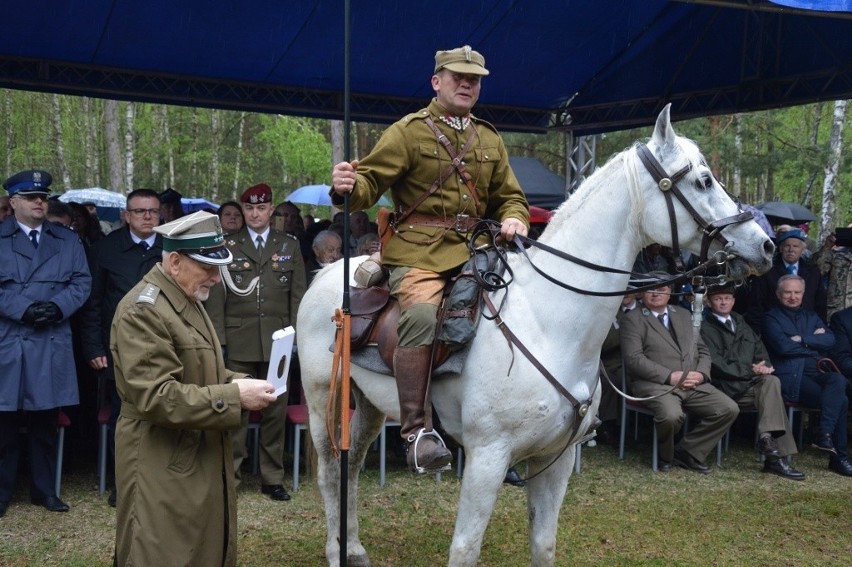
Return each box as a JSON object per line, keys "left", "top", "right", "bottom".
{"left": 0, "top": 1, "right": 849, "bottom": 133}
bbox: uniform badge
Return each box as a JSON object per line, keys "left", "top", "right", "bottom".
{"left": 227, "top": 239, "right": 236, "bottom": 246}
{"left": 279, "top": 274, "right": 288, "bottom": 284}
{"left": 235, "top": 274, "right": 243, "bottom": 284}
{"left": 136, "top": 283, "right": 160, "bottom": 305}
{"left": 272, "top": 262, "right": 280, "bottom": 269}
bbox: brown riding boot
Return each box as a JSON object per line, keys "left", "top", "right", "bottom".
{"left": 394, "top": 346, "right": 452, "bottom": 473}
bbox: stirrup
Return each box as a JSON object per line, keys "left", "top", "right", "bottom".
{"left": 407, "top": 429, "right": 452, "bottom": 474}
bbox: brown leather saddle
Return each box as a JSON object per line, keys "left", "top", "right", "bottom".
{"left": 349, "top": 284, "right": 450, "bottom": 371}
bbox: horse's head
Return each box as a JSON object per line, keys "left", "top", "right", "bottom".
{"left": 636, "top": 104, "right": 774, "bottom": 280}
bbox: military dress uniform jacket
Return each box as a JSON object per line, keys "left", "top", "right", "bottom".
{"left": 0, "top": 218, "right": 91, "bottom": 411}
{"left": 206, "top": 227, "right": 307, "bottom": 362}
{"left": 700, "top": 310, "right": 773, "bottom": 399}
{"left": 336, "top": 99, "right": 530, "bottom": 273}
{"left": 78, "top": 225, "right": 163, "bottom": 378}
{"left": 619, "top": 305, "right": 714, "bottom": 396}
{"left": 111, "top": 264, "right": 245, "bottom": 567}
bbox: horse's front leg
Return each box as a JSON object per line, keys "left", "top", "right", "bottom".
{"left": 447, "top": 446, "right": 510, "bottom": 567}
{"left": 525, "top": 444, "right": 576, "bottom": 566}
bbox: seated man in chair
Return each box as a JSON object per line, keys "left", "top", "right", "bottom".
{"left": 700, "top": 286, "right": 804, "bottom": 480}
{"left": 762, "top": 275, "right": 852, "bottom": 477}
{"left": 620, "top": 275, "right": 739, "bottom": 473}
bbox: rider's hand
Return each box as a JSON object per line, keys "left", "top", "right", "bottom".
{"left": 499, "top": 217, "right": 528, "bottom": 242}
{"left": 332, "top": 160, "right": 360, "bottom": 195}
{"left": 234, "top": 378, "right": 277, "bottom": 411}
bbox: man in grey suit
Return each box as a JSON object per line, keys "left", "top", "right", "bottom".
{"left": 620, "top": 277, "right": 739, "bottom": 473}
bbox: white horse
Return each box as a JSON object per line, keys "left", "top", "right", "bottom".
{"left": 296, "top": 105, "right": 774, "bottom": 567}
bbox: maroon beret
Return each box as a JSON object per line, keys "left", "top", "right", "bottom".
{"left": 240, "top": 183, "right": 272, "bottom": 204}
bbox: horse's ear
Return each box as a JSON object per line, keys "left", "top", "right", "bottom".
{"left": 652, "top": 103, "right": 676, "bottom": 148}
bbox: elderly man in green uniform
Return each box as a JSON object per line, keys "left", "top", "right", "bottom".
{"left": 111, "top": 211, "right": 277, "bottom": 566}
{"left": 206, "top": 183, "right": 307, "bottom": 500}
{"left": 331, "top": 45, "right": 529, "bottom": 473}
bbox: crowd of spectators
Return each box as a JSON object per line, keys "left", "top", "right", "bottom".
{"left": 601, "top": 223, "right": 852, "bottom": 479}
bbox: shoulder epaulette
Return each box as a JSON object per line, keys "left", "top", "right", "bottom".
{"left": 471, "top": 114, "right": 498, "bottom": 134}
{"left": 401, "top": 109, "right": 430, "bottom": 126}
{"left": 136, "top": 283, "right": 160, "bottom": 304}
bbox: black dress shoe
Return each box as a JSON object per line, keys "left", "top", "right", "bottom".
{"left": 261, "top": 484, "right": 291, "bottom": 501}
{"left": 828, "top": 457, "right": 852, "bottom": 477}
{"left": 757, "top": 435, "right": 781, "bottom": 458}
{"left": 673, "top": 449, "right": 711, "bottom": 474}
{"left": 812, "top": 432, "right": 837, "bottom": 454}
{"left": 503, "top": 467, "right": 526, "bottom": 487}
{"left": 108, "top": 489, "right": 117, "bottom": 508}
{"left": 0, "top": 501, "right": 8, "bottom": 518}
{"left": 762, "top": 458, "right": 806, "bottom": 481}
{"left": 31, "top": 496, "right": 69, "bottom": 512}
{"left": 657, "top": 460, "right": 673, "bottom": 473}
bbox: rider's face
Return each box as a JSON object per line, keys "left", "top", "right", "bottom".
{"left": 432, "top": 70, "right": 481, "bottom": 116}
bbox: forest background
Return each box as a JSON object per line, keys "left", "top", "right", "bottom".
{"left": 2, "top": 89, "right": 848, "bottom": 242}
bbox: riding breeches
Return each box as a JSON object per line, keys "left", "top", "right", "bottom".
{"left": 388, "top": 266, "right": 447, "bottom": 348}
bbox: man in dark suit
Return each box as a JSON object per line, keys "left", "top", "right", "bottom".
{"left": 79, "top": 188, "right": 164, "bottom": 507}
{"left": 0, "top": 169, "right": 91, "bottom": 517}
{"left": 700, "top": 286, "right": 804, "bottom": 480}
{"left": 743, "top": 228, "right": 826, "bottom": 333}
{"left": 206, "top": 183, "right": 307, "bottom": 501}
{"left": 620, "top": 277, "right": 739, "bottom": 473}
{"left": 829, "top": 304, "right": 852, "bottom": 400}
{"left": 762, "top": 275, "right": 851, "bottom": 476}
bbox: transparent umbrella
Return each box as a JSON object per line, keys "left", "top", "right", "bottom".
{"left": 286, "top": 184, "right": 391, "bottom": 207}
{"left": 58, "top": 188, "right": 126, "bottom": 208}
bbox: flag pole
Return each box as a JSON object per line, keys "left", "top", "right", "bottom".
{"left": 339, "top": 0, "right": 352, "bottom": 563}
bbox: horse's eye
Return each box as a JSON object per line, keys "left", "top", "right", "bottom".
{"left": 696, "top": 174, "right": 713, "bottom": 190}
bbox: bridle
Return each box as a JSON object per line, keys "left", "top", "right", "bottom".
{"left": 634, "top": 143, "right": 754, "bottom": 267}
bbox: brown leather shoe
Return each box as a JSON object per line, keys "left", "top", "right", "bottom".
{"left": 406, "top": 432, "right": 451, "bottom": 473}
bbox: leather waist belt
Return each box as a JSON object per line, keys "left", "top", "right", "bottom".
{"left": 400, "top": 212, "right": 480, "bottom": 232}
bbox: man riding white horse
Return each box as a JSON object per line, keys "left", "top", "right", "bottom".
{"left": 331, "top": 45, "right": 529, "bottom": 473}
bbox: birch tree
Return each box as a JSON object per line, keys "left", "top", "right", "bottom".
{"left": 104, "top": 99, "right": 123, "bottom": 191}
{"left": 819, "top": 100, "right": 847, "bottom": 245}
{"left": 124, "top": 102, "right": 136, "bottom": 192}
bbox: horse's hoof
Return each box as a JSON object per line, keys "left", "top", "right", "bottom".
{"left": 347, "top": 554, "right": 372, "bottom": 567}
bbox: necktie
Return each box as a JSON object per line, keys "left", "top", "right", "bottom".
{"left": 657, "top": 313, "right": 667, "bottom": 329}
{"left": 724, "top": 319, "right": 734, "bottom": 332}
{"left": 139, "top": 241, "right": 149, "bottom": 252}
{"left": 255, "top": 235, "right": 264, "bottom": 252}
{"left": 786, "top": 264, "right": 796, "bottom": 275}
{"left": 29, "top": 229, "right": 38, "bottom": 249}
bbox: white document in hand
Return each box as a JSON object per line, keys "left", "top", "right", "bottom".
{"left": 266, "top": 326, "right": 295, "bottom": 398}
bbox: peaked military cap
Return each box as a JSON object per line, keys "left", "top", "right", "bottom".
{"left": 3, "top": 169, "right": 53, "bottom": 196}
{"left": 153, "top": 210, "right": 232, "bottom": 265}
{"left": 159, "top": 187, "right": 183, "bottom": 204}
{"left": 240, "top": 183, "right": 272, "bottom": 204}
{"left": 434, "top": 45, "right": 489, "bottom": 76}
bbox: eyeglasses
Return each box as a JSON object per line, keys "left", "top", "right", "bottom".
{"left": 15, "top": 194, "right": 48, "bottom": 202}
{"left": 128, "top": 208, "right": 160, "bottom": 217}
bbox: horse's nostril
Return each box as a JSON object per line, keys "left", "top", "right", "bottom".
{"left": 763, "top": 239, "right": 775, "bottom": 257}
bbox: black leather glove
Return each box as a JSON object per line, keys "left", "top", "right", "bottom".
{"left": 41, "top": 302, "right": 63, "bottom": 323}
{"left": 21, "top": 303, "right": 43, "bottom": 326}
{"left": 21, "top": 301, "right": 61, "bottom": 328}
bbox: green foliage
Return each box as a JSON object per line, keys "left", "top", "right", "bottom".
{"left": 0, "top": 90, "right": 846, "bottom": 230}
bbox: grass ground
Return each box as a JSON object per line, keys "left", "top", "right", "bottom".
{"left": 1, "top": 432, "right": 850, "bottom": 566}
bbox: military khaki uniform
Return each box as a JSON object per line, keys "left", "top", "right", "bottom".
{"left": 206, "top": 227, "right": 307, "bottom": 485}
{"left": 337, "top": 98, "right": 529, "bottom": 346}
{"left": 112, "top": 265, "right": 243, "bottom": 567}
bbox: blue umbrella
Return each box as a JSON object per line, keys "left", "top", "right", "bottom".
{"left": 286, "top": 184, "right": 391, "bottom": 207}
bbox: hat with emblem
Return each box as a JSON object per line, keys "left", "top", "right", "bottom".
{"left": 3, "top": 169, "right": 53, "bottom": 196}
{"left": 158, "top": 187, "right": 183, "bottom": 204}
{"left": 434, "top": 45, "right": 489, "bottom": 76}
{"left": 153, "top": 210, "right": 232, "bottom": 265}
{"left": 240, "top": 183, "right": 272, "bottom": 204}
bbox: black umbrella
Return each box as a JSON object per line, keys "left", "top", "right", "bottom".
{"left": 756, "top": 201, "right": 817, "bottom": 223}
